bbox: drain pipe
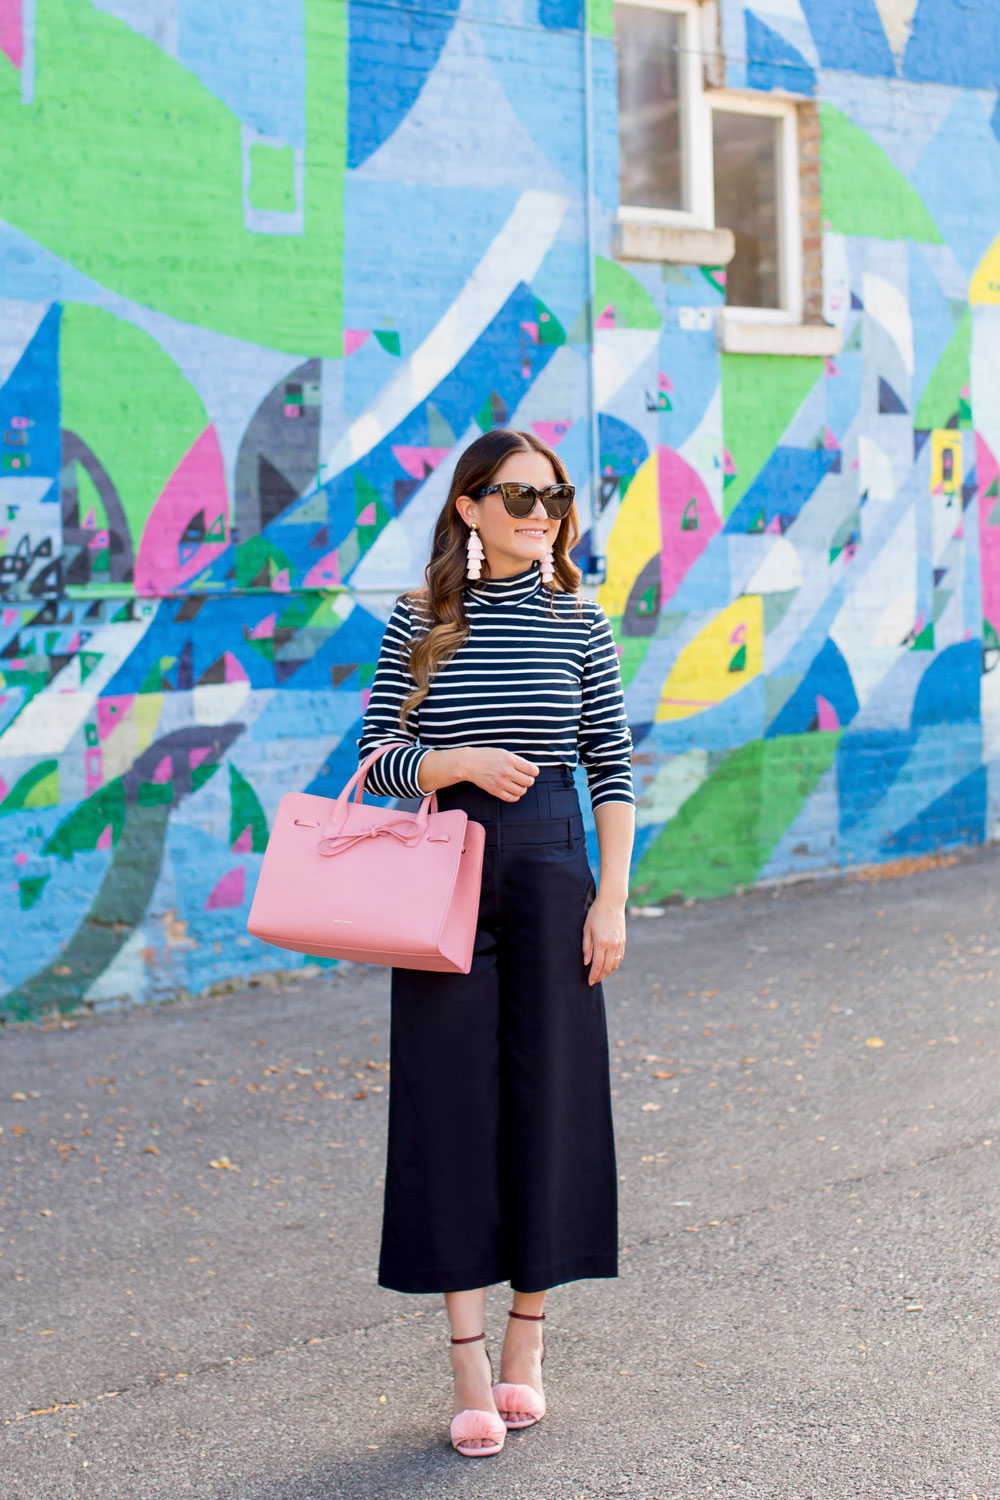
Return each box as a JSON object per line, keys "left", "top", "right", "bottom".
{"left": 582, "top": 13, "right": 605, "bottom": 590}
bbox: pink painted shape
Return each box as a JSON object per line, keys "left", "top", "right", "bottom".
{"left": 301, "top": 550, "right": 341, "bottom": 590}
{"left": 954, "top": 519, "right": 964, "bottom": 540}
{"left": 65, "top": 631, "right": 81, "bottom": 653}
{"left": 658, "top": 372, "right": 674, "bottom": 391}
{"left": 133, "top": 426, "right": 229, "bottom": 596}
{"left": 232, "top": 827, "right": 253, "bottom": 853}
{"left": 88, "top": 529, "right": 110, "bottom": 550}
{"left": 271, "top": 569, "right": 291, "bottom": 592}
{"left": 825, "top": 358, "right": 839, "bottom": 376}
{"left": 0, "top": 0, "right": 23, "bottom": 69}
{"left": 151, "top": 755, "right": 172, "bottom": 784}
{"left": 824, "top": 426, "right": 840, "bottom": 450}
{"left": 730, "top": 623, "right": 747, "bottom": 646}
{"left": 595, "top": 305, "right": 616, "bottom": 329}
{"left": 360, "top": 687, "right": 372, "bottom": 711}
{"left": 206, "top": 866, "right": 246, "bottom": 910}
{"left": 978, "top": 435, "right": 1000, "bottom": 632}
{"left": 222, "top": 651, "right": 249, "bottom": 684}
{"left": 249, "top": 612, "right": 277, "bottom": 639}
{"left": 189, "top": 746, "right": 212, "bottom": 770}
{"left": 344, "top": 330, "right": 370, "bottom": 356}
{"left": 722, "top": 448, "right": 737, "bottom": 476}
{"left": 765, "top": 515, "right": 783, "bottom": 534}
{"left": 82, "top": 507, "right": 97, "bottom": 529}
{"left": 391, "top": 445, "right": 451, "bottom": 480}
{"left": 0, "top": 775, "right": 8, "bottom": 801}
{"left": 815, "top": 694, "right": 840, "bottom": 731}
{"left": 530, "top": 422, "right": 571, "bottom": 448}
{"left": 657, "top": 447, "right": 721, "bottom": 606}
{"left": 357, "top": 500, "right": 376, "bottom": 525}
{"left": 14, "top": 850, "right": 27, "bottom": 867}
{"left": 97, "top": 824, "right": 114, "bottom": 852}
{"left": 3, "top": 608, "right": 19, "bottom": 627}
{"left": 520, "top": 321, "right": 539, "bottom": 343}
{"left": 96, "top": 695, "right": 135, "bottom": 741}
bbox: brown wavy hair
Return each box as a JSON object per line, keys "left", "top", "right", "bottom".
{"left": 398, "top": 428, "right": 583, "bottom": 730}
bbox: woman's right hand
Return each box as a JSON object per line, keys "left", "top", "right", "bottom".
{"left": 417, "top": 747, "right": 538, "bottom": 800}
{"left": 461, "top": 748, "right": 539, "bottom": 801}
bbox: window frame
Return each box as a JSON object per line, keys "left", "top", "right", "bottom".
{"left": 614, "top": 3, "right": 805, "bottom": 323}
{"left": 705, "top": 90, "right": 803, "bottom": 325}
{"left": 614, "top": 0, "right": 713, "bottom": 230}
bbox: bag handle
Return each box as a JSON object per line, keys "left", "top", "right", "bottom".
{"left": 323, "top": 742, "right": 438, "bottom": 840}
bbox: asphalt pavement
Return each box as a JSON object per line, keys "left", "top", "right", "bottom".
{"left": 2, "top": 849, "right": 1000, "bottom": 1499}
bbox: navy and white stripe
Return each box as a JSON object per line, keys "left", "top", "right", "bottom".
{"left": 358, "top": 561, "right": 634, "bottom": 809}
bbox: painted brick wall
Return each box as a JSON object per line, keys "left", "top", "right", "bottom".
{"left": 1, "top": 0, "right": 999, "bottom": 1018}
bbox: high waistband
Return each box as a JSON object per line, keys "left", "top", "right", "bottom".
{"left": 435, "top": 763, "right": 580, "bottom": 827}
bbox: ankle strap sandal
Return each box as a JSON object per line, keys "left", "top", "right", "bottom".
{"left": 449, "top": 1332, "right": 506, "bottom": 1457}
{"left": 492, "top": 1310, "right": 547, "bottom": 1431}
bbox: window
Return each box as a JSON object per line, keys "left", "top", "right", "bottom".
{"left": 614, "top": 0, "right": 804, "bottom": 323}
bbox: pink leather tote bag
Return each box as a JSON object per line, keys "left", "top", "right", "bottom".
{"left": 247, "top": 743, "right": 485, "bottom": 973}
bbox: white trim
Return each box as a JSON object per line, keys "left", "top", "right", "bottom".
{"left": 706, "top": 91, "right": 802, "bottom": 321}
{"left": 615, "top": 0, "right": 713, "bottom": 227}
{"left": 718, "top": 313, "right": 842, "bottom": 357}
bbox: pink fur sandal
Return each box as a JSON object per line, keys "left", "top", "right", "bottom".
{"left": 449, "top": 1333, "right": 506, "bottom": 1457}
{"left": 492, "top": 1309, "right": 547, "bottom": 1430}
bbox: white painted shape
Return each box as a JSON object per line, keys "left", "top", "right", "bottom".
{"left": 871, "top": 0, "right": 920, "bottom": 58}
{"left": 830, "top": 508, "right": 916, "bottom": 703}
{"left": 744, "top": 536, "right": 804, "bottom": 594}
{"left": 857, "top": 433, "right": 898, "bottom": 503}
{"left": 971, "top": 305, "right": 1000, "bottom": 461}
{"left": 192, "top": 680, "right": 251, "bottom": 727}
{"left": 90, "top": 0, "right": 178, "bottom": 52}
{"left": 635, "top": 750, "right": 709, "bottom": 829}
{"left": 82, "top": 926, "right": 152, "bottom": 1004}
{"left": 591, "top": 329, "right": 659, "bottom": 409}
{"left": 0, "top": 475, "right": 56, "bottom": 508}
{"left": 0, "top": 301, "right": 48, "bottom": 389}
{"left": 749, "top": 0, "right": 820, "bottom": 66}
{"left": 0, "top": 620, "right": 151, "bottom": 757}
{"left": 677, "top": 385, "right": 724, "bottom": 519}
{"left": 323, "top": 190, "right": 568, "bottom": 479}
{"left": 862, "top": 271, "right": 914, "bottom": 372}
{"left": 823, "top": 233, "right": 851, "bottom": 329}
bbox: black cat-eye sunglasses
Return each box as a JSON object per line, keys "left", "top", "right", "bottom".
{"left": 473, "top": 481, "right": 576, "bottom": 519}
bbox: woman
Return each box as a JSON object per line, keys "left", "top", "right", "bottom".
{"left": 357, "top": 427, "right": 635, "bottom": 1456}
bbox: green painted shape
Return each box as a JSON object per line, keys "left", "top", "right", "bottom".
{"left": 374, "top": 330, "right": 401, "bottom": 356}
{"left": 229, "top": 763, "right": 269, "bottom": 853}
{"left": 914, "top": 309, "right": 971, "bottom": 430}
{"left": 534, "top": 297, "right": 566, "bottom": 346}
{"left": 587, "top": 0, "right": 613, "bottom": 36}
{"left": 43, "top": 779, "right": 126, "bottom": 860}
{"left": 0, "top": 0, "right": 346, "bottom": 355}
{"left": 912, "top": 622, "right": 935, "bottom": 650}
{"left": 235, "top": 535, "right": 293, "bottom": 590}
{"left": 19, "top": 874, "right": 50, "bottom": 911}
{"left": 631, "top": 732, "right": 841, "bottom": 902}
{"left": 1, "top": 760, "right": 60, "bottom": 813}
{"left": 721, "top": 353, "right": 824, "bottom": 516}
{"left": 476, "top": 394, "right": 495, "bottom": 432}
{"left": 249, "top": 143, "right": 295, "bottom": 212}
{"left": 728, "top": 643, "right": 747, "bottom": 673}
{"left": 191, "top": 761, "right": 221, "bottom": 794}
{"left": 820, "top": 103, "right": 943, "bottom": 243}
{"left": 60, "top": 305, "right": 208, "bottom": 546}
{"left": 617, "top": 630, "right": 652, "bottom": 691}
{"left": 594, "top": 258, "right": 661, "bottom": 331}
{"left": 426, "top": 403, "right": 456, "bottom": 448}
{"left": 3, "top": 801, "right": 171, "bottom": 1020}
{"left": 985, "top": 619, "right": 1000, "bottom": 652}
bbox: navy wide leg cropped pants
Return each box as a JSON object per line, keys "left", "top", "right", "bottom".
{"left": 378, "top": 766, "right": 619, "bottom": 1295}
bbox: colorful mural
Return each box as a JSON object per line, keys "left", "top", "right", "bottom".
{"left": 2, "top": 0, "right": 1000, "bottom": 1016}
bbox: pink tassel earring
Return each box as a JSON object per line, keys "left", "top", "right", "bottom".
{"left": 541, "top": 546, "right": 555, "bottom": 585}
{"left": 467, "top": 522, "right": 484, "bottom": 580}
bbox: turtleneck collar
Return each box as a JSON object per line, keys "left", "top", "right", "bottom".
{"left": 465, "top": 560, "right": 543, "bottom": 607}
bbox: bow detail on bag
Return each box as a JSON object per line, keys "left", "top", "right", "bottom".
{"left": 317, "top": 817, "right": 424, "bottom": 858}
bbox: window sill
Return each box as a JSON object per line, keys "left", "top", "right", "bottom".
{"left": 718, "top": 314, "right": 842, "bottom": 357}
{"left": 613, "top": 217, "right": 735, "bottom": 267}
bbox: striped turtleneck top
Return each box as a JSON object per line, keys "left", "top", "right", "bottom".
{"left": 357, "top": 561, "right": 634, "bottom": 809}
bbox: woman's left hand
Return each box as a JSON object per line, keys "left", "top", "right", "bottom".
{"left": 582, "top": 893, "right": 627, "bottom": 987}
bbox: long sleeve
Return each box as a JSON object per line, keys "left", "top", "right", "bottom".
{"left": 357, "top": 599, "right": 431, "bottom": 798}
{"left": 578, "top": 605, "right": 635, "bottom": 809}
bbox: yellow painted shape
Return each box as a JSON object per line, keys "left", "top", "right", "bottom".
{"left": 24, "top": 766, "right": 60, "bottom": 808}
{"left": 656, "top": 596, "right": 764, "bottom": 722}
{"left": 970, "top": 233, "right": 1000, "bottom": 304}
{"left": 930, "top": 429, "right": 962, "bottom": 495}
{"left": 598, "top": 451, "right": 661, "bottom": 619}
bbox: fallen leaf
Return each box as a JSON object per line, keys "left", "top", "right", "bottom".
{"left": 208, "top": 1156, "right": 240, "bottom": 1171}
{"left": 143, "top": 1146, "right": 161, "bottom": 1155}
{"left": 195, "top": 1079, "right": 215, "bottom": 1087}
{"left": 865, "top": 1037, "right": 885, "bottom": 1049}
{"left": 353, "top": 1090, "right": 367, "bottom": 1100}
{"left": 641, "top": 1102, "right": 661, "bottom": 1112}
{"left": 38, "top": 1209, "right": 52, "bottom": 1217}
{"left": 12, "top": 1126, "right": 27, "bottom": 1136}
{"left": 10, "top": 1092, "right": 26, "bottom": 1102}
{"left": 653, "top": 1071, "right": 676, "bottom": 1079}
{"left": 40, "top": 1330, "right": 55, "bottom": 1335}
